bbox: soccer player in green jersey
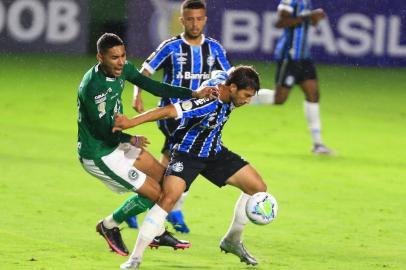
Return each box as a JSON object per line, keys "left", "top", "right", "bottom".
{"left": 77, "top": 33, "right": 216, "bottom": 257}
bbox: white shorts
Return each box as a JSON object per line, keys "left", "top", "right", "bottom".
{"left": 80, "top": 143, "right": 146, "bottom": 194}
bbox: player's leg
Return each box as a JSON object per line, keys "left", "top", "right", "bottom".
{"left": 121, "top": 152, "right": 201, "bottom": 268}
{"left": 201, "top": 148, "right": 266, "bottom": 265}
{"left": 221, "top": 165, "right": 267, "bottom": 265}
{"left": 121, "top": 176, "right": 189, "bottom": 269}
{"left": 124, "top": 148, "right": 166, "bottom": 229}
{"left": 299, "top": 60, "right": 334, "bottom": 155}
{"left": 274, "top": 59, "right": 295, "bottom": 105}
{"left": 159, "top": 118, "right": 191, "bottom": 233}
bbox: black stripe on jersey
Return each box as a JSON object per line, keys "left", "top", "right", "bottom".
{"left": 163, "top": 57, "right": 173, "bottom": 84}
{"left": 189, "top": 128, "right": 212, "bottom": 156}
{"left": 181, "top": 42, "right": 191, "bottom": 88}
{"left": 201, "top": 42, "right": 211, "bottom": 74}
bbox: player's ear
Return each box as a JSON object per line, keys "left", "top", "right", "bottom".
{"left": 179, "top": 16, "right": 185, "bottom": 26}
{"left": 96, "top": 53, "right": 102, "bottom": 63}
{"left": 230, "top": 83, "right": 238, "bottom": 94}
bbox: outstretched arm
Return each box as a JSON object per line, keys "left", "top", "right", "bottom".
{"left": 113, "top": 104, "right": 178, "bottom": 132}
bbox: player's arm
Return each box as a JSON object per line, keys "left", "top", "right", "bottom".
{"left": 126, "top": 63, "right": 217, "bottom": 99}
{"left": 275, "top": 9, "right": 325, "bottom": 28}
{"left": 132, "top": 68, "right": 150, "bottom": 113}
{"left": 114, "top": 105, "right": 178, "bottom": 131}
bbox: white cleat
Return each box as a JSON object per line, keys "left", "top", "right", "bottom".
{"left": 120, "top": 258, "right": 141, "bottom": 269}
{"left": 220, "top": 238, "right": 258, "bottom": 266}
{"left": 312, "top": 144, "right": 335, "bottom": 156}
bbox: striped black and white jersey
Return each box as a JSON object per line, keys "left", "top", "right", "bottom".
{"left": 142, "top": 33, "right": 232, "bottom": 107}
{"left": 274, "top": 0, "right": 313, "bottom": 60}
{"left": 172, "top": 71, "right": 232, "bottom": 158}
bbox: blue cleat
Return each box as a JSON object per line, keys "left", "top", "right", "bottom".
{"left": 166, "top": 210, "right": 190, "bottom": 233}
{"left": 126, "top": 216, "right": 138, "bottom": 229}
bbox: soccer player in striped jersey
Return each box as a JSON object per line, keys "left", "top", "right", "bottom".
{"left": 115, "top": 66, "right": 273, "bottom": 268}
{"left": 77, "top": 33, "right": 216, "bottom": 258}
{"left": 261, "top": 0, "right": 334, "bottom": 155}
{"left": 128, "top": 0, "right": 233, "bottom": 233}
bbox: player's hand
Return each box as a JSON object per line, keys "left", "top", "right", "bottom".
{"left": 310, "top": 8, "right": 326, "bottom": 25}
{"left": 192, "top": 86, "right": 219, "bottom": 99}
{"left": 132, "top": 93, "right": 145, "bottom": 113}
{"left": 113, "top": 113, "right": 131, "bottom": 132}
{"left": 130, "top": 135, "right": 150, "bottom": 148}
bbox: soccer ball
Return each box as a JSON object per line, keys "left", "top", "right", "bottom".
{"left": 245, "top": 192, "right": 278, "bottom": 225}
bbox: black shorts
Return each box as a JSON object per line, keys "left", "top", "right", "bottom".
{"left": 157, "top": 118, "right": 180, "bottom": 154}
{"left": 275, "top": 59, "right": 317, "bottom": 88}
{"left": 165, "top": 147, "right": 249, "bottom": 191}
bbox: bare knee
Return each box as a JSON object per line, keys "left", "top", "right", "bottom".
{"left": 159, "top": 194, "right": 179, "bottom": 212}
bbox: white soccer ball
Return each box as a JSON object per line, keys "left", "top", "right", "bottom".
{"left": 245, "top": 192, "right": 278, "bottom": 225}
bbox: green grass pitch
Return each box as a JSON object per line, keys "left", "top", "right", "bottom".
{"left": 0, "top": 54, "right": 405, "bottom": 270}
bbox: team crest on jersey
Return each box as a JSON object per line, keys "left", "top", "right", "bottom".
{"left": 181, "top": 100, "right": 193, "bottom": 111}
{"left": 207, "top": 55, "right": 215, "bottom": 67}
{"left": 128, "top": 169, "right": 139, "bottom": 181}
{"left": 171, "top": 161, "right": 184, "bottom": 173}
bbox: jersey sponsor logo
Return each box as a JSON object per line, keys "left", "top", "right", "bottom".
{"left": 128, "top": 169, "right": 139, "bottom": 181}
{"left": 193, "top": 97, "right": 211, "bottom": 106}
{"left": 181, "top": 100, "right": 193, "bottom": 111}
{"left": 98, "top": 102, "right": 106, "bottom": 118}
{"left": 176, "top": 71, "right": 211, "bottom": 80}
{"left": 94, "top": 93, "right": 106, "bottom": 104}
{"left": 207, "top": 55, "right": 215, "bottom": 66}
{"left": 171, "top": 161, "right": 184, "bottom": 173}
{"left": 208, "top": 112, "right": 218, "bottom": 122}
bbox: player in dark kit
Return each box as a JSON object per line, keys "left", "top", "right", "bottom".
{"left": 128, "top": 0, "right": 233, "bottom": 233}
{"left": 77, "top": 33, "right": 216, "bottom": 259}
{"left": 274, "top": 0, "right": 334, "bottom": 154}
{"left": 253, "top": 0, "right": 334, "bottom": 155}
{"left": 115, "top": 66, "right": 275, "bottom": 269}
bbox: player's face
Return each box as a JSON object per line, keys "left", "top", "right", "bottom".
{"left": 230, "top": 85, "right": 256, "bottom": 107}
{"left": 180, "top": 8, "right": 207, "bottom": 39}
{"left": 97, "top": 45, "right": 126, "bottom": 77}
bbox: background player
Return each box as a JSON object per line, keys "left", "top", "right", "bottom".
{"left": 77, "top": 33, "right": 215, "bottom": 257}
{"left": 115, "top": 66, "right": 273, "bottom": 269}
{"left": 251, "top": 0, "right": 334, "bottom": 155}
{"left": 128, "top": 0, "right": 233, "bottom": 232}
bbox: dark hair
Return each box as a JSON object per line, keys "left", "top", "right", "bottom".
{"left": 97, "top": 33, "right": 124, "bottom": 54}
{"left": 225, "top": 65, "right": 260, "bottom": 92}
{"left": 181, "top": 0, "right": 206, "bottom": 11}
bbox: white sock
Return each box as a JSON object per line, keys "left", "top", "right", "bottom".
{"left": 250, "top": 89, "right": 275, "bottom": 105}
{"left": 304, "top": 101, "right": 323, "bottom": 145}
{"left": 103, "top": 214, "right": 119, "bottom": 229}
{"left": 129, "top": 205, "right": 168, "bottom": 261}
{"left": 172, "top": 191, "right": 189, "bottom": 212}
{"left": 222, "top": 193, "right": 251, "bottom": 243}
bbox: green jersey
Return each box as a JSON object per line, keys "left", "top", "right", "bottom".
{"left": 77, "top": 61, "right": 194, "bottom": 159}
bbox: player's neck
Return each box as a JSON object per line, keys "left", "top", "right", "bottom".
{"left": 182, "top": 32, "right": 203, "bottom": 46}
{"left": 218, "top": 85, "right": 230, "bottom": 103}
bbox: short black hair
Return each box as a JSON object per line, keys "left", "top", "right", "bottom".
{"left": 181, "top": 0, "right": 206, "bottom": 11}
{"left": 225, "top": 65, "right": 260, "bottom": 92}
{"left": 97, "top": 33, "right": 124, "bottom": 54}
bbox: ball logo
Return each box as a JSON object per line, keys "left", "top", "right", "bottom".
{"left": 253, "top": 197, "right": 275, "bottom": 220}
{"left": 181, "top": 100, "right": 193, "bottom": 111}
{"left": 171, "top": 161, "right": 184, "bottom": 172}
{"left": 128, "top": 169, "right": 139, "bottom": 181}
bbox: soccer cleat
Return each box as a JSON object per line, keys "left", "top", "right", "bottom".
{"left": 126, "top": 216, "right": 139, "bottom": 229}
{"left": 120, "top": 257, "right": 141, "bottom": 269}
{"left": 149, "top": 230, "right": 191, "bottom": 250}
{"left": 312, "top": 143, "right": 335, "bottom": 156}
{"left": 96, "top": 221, "right": 129, "bottom": 256}
{"left": 166, "top": 210, "right": 190, "bottom": 233}
{"left": 220, "top": 238, "right": 258, "bottom": 266}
